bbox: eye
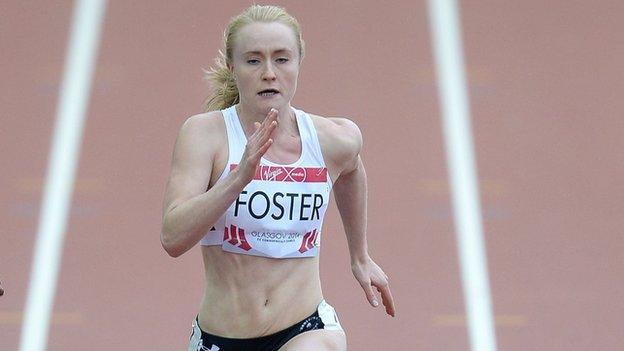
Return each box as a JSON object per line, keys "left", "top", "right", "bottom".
{"left": 276, "top": 57, "right": 289, "bottom": 63}
{"left": 247, "top": 59, "right": 260, "bottom": 65}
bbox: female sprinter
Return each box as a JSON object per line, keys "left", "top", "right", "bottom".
{"left": 161, "top": 5, "right": 395, "bottom": 351}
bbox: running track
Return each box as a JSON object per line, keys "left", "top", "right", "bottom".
{"left": 2, "top": 1, "right": 623, "bottom": 350}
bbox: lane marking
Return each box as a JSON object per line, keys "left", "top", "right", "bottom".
{"left": 427, "top": 1, "right": 498, "bottom": 351}
{"left": 19, "top": 1, "right": 108, "bottom": 351}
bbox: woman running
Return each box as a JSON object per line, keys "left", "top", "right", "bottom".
{"left": 161, "top": 5, "right": 395, "bottom": 350}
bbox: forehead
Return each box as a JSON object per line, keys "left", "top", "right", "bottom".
{"left": 233, "top": 22, "right": 298, "bottom": 55}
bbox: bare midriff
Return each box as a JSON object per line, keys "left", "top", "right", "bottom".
{"left": 197, "top": 245, "right": 323, "bottom": 338}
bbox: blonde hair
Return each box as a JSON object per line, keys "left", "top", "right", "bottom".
{"left": 203, "top": 5, "right": 305, "bottom": 112}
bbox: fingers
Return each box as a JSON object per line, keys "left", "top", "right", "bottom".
{"left": 252, "top": 138, "right": 273, "bottom": 161}
{"left": 359, "top": 281, "right": 379, "bottom": 308}
{"left": 261, "top": 108, "right": 278, "bottom": 127}
{"left": 249, "top": 110, "right": 278, "bottom": 153}
{"left": 373, "top": 281, "right": 396, "bottom": 317}
{"left": 260, "top": 110, "right": 278, "bottom": 140}
{"left": 264, "top": 108, "right": 279, "bottom": 127}
{"left": 251, "top": 108, "right": 278, "bottom": 139}
{"left": 250, "top": 121, "right": 277, "bottom": 160}
{"left": 245, "top": 109, "right": 278, "bottom": 165}
{"left": 262, "top": 120, "right": 278, "bottom": 141}
{"left": 235, "top": 108, "right": 279, "bottom": 183}
{"left": 353, "top": 260, "right": 396, "bottom": 317}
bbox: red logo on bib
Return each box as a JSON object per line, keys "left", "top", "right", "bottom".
{"left": 223, "top": 224, "right": 252, "bottom": 251}
{"left": 230, "top": 164, "right": 327, "bottom": 182}
{"left": 298, "top": 229, "right": 318, "bottom": 253}
{"left": 287, "top": 167, "right": 306, "bottom": 182}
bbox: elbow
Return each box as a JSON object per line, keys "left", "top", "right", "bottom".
{"left": 160, "top": 228, "right": 186, "bottom": 258}
{"left": 162, "top": 242, "right": 184, "bottom": 258}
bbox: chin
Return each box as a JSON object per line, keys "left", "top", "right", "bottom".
{"left": 259, "top": 99, "right": 288, "bottom": 112}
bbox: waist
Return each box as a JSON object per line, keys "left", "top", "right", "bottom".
{"left": 198, "top": 246, "right": 323, "bottom": 338}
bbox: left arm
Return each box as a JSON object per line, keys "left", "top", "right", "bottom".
{"left": 325, "top": 118, "right": 396, "bottom": 317}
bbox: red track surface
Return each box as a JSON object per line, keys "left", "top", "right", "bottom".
{"left": 2, "top": 1, "right": 623, "bottom": 350}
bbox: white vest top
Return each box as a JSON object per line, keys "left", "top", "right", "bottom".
{"left": 200, "top": 106, "right": 332, "bottom": 258}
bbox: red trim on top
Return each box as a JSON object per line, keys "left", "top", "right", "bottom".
{"left": 230, "top": 164, "right": 327, "bottom": 182}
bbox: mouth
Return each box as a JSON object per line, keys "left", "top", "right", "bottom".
{"left": 258, "top": 89, "right": 280, "bottom": 97}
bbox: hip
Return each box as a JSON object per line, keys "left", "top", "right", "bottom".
{"left": 189, "top": 300, "right": 343, "bottom": 351}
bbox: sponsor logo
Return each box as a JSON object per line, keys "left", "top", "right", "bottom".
{"left": 201, "top": 344, "right": 220, "bottom": 351}
{"left": 259, "top": 165, "right": 307, "bottom": 182}
{"left": 199, "top": 342, "right": 220, "bottom": 351}
{"left": 298, "top": 229, "right": 318, "bottom": 253}
{"left": 298, "top": 315, "right": 322, "bottom": 332}
{"left": 230, "top": 164, "right": 327, "bottom": 182}
{"left": 261, "top": 166, "right": 283, "bottom": 181}
{"left": 286, "top": 167, "right": 306, "bottom": 182}
{"left": 223, "top": 224, "right": 252, "bottom": 251}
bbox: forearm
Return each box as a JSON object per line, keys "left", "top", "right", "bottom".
{"left": 161, "top": 170, "right": 246, "bottom": 257}
{"left": 334, "top": 157, "right": 370, "bottom": 264}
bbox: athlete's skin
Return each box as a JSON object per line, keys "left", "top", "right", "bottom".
{"left": 161, "top": 22, "right": 395, "bottom": 350}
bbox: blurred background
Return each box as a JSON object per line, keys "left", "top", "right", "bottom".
{"left": 2, "top": 0, "right": 623, "bottom": 350}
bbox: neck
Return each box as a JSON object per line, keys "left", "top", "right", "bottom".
{"left": 236, "top": 102, "right": 297, "bottom": 136}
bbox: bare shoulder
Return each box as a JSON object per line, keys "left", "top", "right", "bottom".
{"left": 309, "top": 113, "right": 363, "bottom": 176}
{"left": 178, "top": 110, "right": 225, "bottom": 142}
{"left": 310, "top": 114, "right": 362, "bottom": 152}
{"left": 172, "top": 110, "right": 227, "bottom": 180}
{"left": 163, "top": 111, "right": 225, "bottom": 214}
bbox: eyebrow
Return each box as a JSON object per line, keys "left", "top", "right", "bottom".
{"left": 243, "top": 48, "right": 293, "bottom": 56}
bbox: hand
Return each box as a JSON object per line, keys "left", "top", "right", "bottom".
{"left": 351, "top": 256, "right": 395, "bottom": 317}
{"left": 235, "top": 108, "right": 278, "bottom": 184}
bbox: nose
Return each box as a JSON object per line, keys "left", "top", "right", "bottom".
{"left": 261, "top": 63, "right": 277, "bottom": 81}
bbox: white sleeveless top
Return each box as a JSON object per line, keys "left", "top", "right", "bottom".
{"left": 200, "top": 106, "right": 332, "bottom": 258}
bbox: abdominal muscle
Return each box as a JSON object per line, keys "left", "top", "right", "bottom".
{"left": 197, "top": 245, "right": 323, "bottom": 338}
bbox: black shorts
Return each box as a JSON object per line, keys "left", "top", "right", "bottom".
{"left": 188, "top": 300, "right": 342, "bottom": 351}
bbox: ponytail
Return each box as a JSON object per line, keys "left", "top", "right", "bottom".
{"left": 203, "top": 51, "right": 239, "bottom": 112}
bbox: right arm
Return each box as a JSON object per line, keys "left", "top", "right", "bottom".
{"left": 161, "top": 109, "right": 277, "bottom": 257}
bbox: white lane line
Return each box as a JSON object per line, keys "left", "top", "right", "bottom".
{"left": 19, "top": 1, "right": 108, "bottom": 350}
{"left": 426, "top": 1, "right": 498, "bottom": 351}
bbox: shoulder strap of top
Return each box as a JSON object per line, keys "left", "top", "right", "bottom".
{"left": 222, "top": 106, "right": 246, "bottom": 163}
{"left": 294, "top": 108, "right": 326, "bottom": 167}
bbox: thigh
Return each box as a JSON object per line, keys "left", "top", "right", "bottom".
{"left": 278, "top": 329, "right": 347, "bottom": 351}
